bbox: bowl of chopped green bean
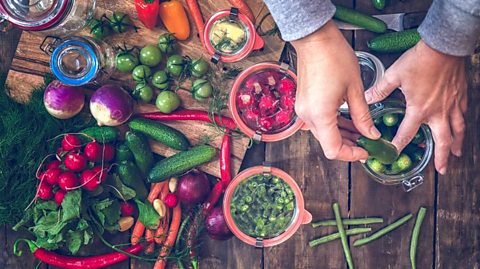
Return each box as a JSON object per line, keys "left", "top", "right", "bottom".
{"left": 223, "top": 165, "right": 312, "bottom": 247}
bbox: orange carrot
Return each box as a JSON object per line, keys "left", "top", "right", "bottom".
{"left": 154, "top": 185, "right": 171, "bottom": 244}
{"left": 153, "top": 204, "right": 182, "bottom": 269}
{"left": 185, "top": 0, "right": 205, "bottom": 45}
{"left": 228, "top": 0, "right": 255, "bottom": 23}
{"left": 145, "top": 229, "right": 155, "bottom": 254}
{"left": 131, "top": 183, "right": 165, "bottom": 245}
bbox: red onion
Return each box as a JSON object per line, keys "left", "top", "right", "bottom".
{"left": 90, "top": 84, "right": 133, "bottom": 126}
{"left": 43, "top": 80, "right": 85, "bottom": 119}
{"left": 205, "top": 206, "right": 233, "bottom": 240}
{"left": 177, "top": 171, "right": 211, "bottom": 206}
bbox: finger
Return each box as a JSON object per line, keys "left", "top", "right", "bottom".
{"left": 347, "top": 86, "right": 381, "bottom": 140}
{"left": 338, "top": 115, "right": 359, "bottom": 133}
{"left": 364, "top": 71, "right": 400, "bottom": 104}
{"left": 340, "top": 128, "right": 361, "bottom": 142}
{"left": 342, "top": 138, "right": 355, "bottom": 147}
{"left": 450, "top": 107, "right": 466, "bottom": 157}
{"left": 391, "top": 111, "right": 423, "bottom": 152}
{"left": 429, "top": 119, "right": 453, "bottom": 175}
{"left": 460, "top": 94, "right": 468, "bottom": 113}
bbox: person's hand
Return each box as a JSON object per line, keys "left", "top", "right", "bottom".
{"left": 291, "top": 21, "right": 381, "bottom": 161}
{"left": 364, "top": 40, "right": 468, "bottom": 174}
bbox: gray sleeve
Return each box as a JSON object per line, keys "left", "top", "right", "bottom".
{"left": 263, "top": 0, "right": 336, "bottom": 41}
{"left": 418, "top": 0, "right": 480, "bottom": 56}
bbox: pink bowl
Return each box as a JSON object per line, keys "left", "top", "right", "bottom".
{"left": 223, "top": 165, "right": 312, "bottom": 247}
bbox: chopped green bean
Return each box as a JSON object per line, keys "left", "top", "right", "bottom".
{"left": 410, "top": 207, "right": 427, "bottom": 269}
{"left": 309, "top": 228, "right": 372, "bottom": 247}
{"left": 312, "top": 217, "right": 384, "bottom": 228}
{"left": 333, "top": 203, "right": 355, "bottom": 269}
{"left": 353, "top": 213, "right": 413, "bottom": 247}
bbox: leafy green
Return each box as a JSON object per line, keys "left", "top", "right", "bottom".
{"left": 109, "top": 175, "right": 137, "bottom": 200}
{"left": 66, "top": 230, "right": 83, "bottom": 254}
{"left": 135, "top": 199, "right": 160, "bottom": 229}
{"left": 91, "top": 198, "right": 121, "bottom": 232}
{"left": 61, "top": 190, "right": 82, "bottom": 222}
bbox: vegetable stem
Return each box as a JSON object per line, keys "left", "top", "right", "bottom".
{"left": 353, "top": 213, "right": 413, "bottom": 247}
{"left": 410, "top": 207, "right": 427, "bottom": 269}
{"left": 332, "top": 203, "right": 355, "bottom": 269}
{"left": 312, "top": 217, "right": 384, "bottom": 228}
{"left": 309, "top": 228, "right": 372, "bottom": 247}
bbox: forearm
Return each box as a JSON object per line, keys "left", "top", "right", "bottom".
{"left": 418, "top": 0, "right": 480, "bottom": 56}
{"left": 263, "top": 0, "right": 335, "bottom": 41}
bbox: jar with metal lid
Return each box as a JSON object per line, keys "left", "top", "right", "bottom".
{"left": 0, "top": 0, "right": 96, "bottom": 36}
{"left": 43, "top": 36, "right": 115, "bottom": 86}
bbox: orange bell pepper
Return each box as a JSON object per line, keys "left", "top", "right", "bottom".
{"left": 159, "top": 1, "right": 191, "bottom": 40}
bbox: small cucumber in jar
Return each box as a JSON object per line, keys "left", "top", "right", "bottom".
{"left": 372, "top": 0, "right": 387, "bottom": 10}
{"left": 383, "top": 113, "right": 399, "bottom": 127}
{"left": 379, "top": 124, "right": 394, "bottom": 142}
{"left": 357, "top": 137, "right": 399, "bottom": 164}
{"left": 367, "top": 158, "right": 386, "bottom": 173}
{"left": 386, "top": 153, "right": 413, "bottom": 175}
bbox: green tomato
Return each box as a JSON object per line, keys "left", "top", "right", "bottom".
{"left": 191, "top": 58, "right": 209, "bottom": 77}
{"left": 134, "top": 83, "right": 154, "bottom": 102}
{"left": 158, "top": 33, "right": 177, "bottom": 54}
{"left": 116, "top": 52, "right": 139, "bottom": 73}
{"left": 132, "top": 65, "right": 152, "bottom": 82}
{"left": 140, "top": 45, "right": 162, "bottom": 67}
{"left": 166, "top": 54, "right": 185, "bottom": 77}
{"left": 152, "top": 70, "right": 170, "bottom": 90}
{"left": 191, "top": 79, "right": 212, "bottom": 101}
{"left": 155, "top": 91, "right": 181, "bottom": 113}
{"left": 110, "top": 12, "right": 132, "bottom": 33}
{"left": 89, "top": 19, "right": 111, "bottom": 39}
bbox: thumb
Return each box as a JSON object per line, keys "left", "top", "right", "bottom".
{"left": 347, "top": 86, "right": 381, "bottom": 140}
{"left": 364, "top": 72, "right": 400, "bottom": 104}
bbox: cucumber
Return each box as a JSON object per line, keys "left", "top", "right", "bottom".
{"left": 385, "top": 153, "right": 412, "bottom": 175}
{"left": 383, "top": 113, "right": 399, "bottom": 127}
{"left": 368, "top": 29, "right": 420, "bottom": 53}
{"left": 403, "top": 144, "right": 424, "bottom": 163}
{"left": 334, "top": 5, "right": 387, "bottom": 33}
{"left": 357, "top": 137, "right": 399, "bottom": 164}
{"left": 80, "top": 126, "right": 119, "bottom": 143}
{"left": 125, "top": 131, "right": 154, "bottom": 176}
{"left": 379, "top": 124, "right": 394, "bottom": 142}
{"left": 128, "top": 118, "right": 190, "bottom": 151}
{"left": 367, "top": 158, "right": 386, "bottom": 173}
{"left": 148, "top": 145, "right": 217, "bottom": 183}
{"left": 372, "top": 0, "right": 386, "bottom": 10}
{"left": 116, "top": 143, "right": 134, "bottom": 162}
{"left": 118, "top": 161, "right": 148, "bottom": 200}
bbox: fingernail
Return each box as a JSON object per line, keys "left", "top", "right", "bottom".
{"left": 453, "top": 149, "right": 462, "bottom": 157}
{"left": 370, "top": 126, "right": 381, "bottom": 138}
{"left": 439, "top": 167, "right": 447, "bottom": 175}
{"left": 360, "top": 159, "right": 366, "bottom": 164}
{"left": 365, "top": 91, "right": 372, "bottom": 103}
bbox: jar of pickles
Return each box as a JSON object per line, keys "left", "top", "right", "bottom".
{"left": 44, "top": 36, "right": 115, "bottom": 86}
{"left": 0, "top": 0, "right": 96, "bottom": 36}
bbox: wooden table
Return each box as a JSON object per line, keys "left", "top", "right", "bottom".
{"left": 1, "top": 0, "right": 479, "bottom": 268}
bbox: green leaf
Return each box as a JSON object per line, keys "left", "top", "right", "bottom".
{"left": 84, "top": 229, "right": 94, "bottom": 245}
{"left": 66, "top": 230, "right": 83, "bottom": 254}
{"left": 103, "top": 200, "right": 121, "bottom": 226}
{"left": 77, "top": 219, "right": 89, "bottom": 231}
{"left": 12, "top": 208, "right": 33, "bottom": 231}
{"left": 61, "top": 190, "right": 82, "bottom": 222}
{"left": 35, "top": 201, "right": 59, "bottom": 211}
{"left": 34, "top": 236, "right": 58, "bottom": 250}
{"left": 135, "top": 199, "right": 160, "bottom": 229}
{"left": 110, "top": 175, "right": 137, "bottom": 200}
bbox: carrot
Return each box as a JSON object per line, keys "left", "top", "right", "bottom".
{"left": 153, "top": 204, "right": 182, "bottom": 269}
{"left": 145, "top": 229, "right": 155, "bottom": 254}
{"left": 159, "top": 0, "right": 190, "bottom": 40}
{"left": 185, "top": 0, "right": 205, "bottom": 45}
{"left": 131, "top": 183, "right": 165, "bottom": 245}
{"left": 228, "top": 0, "right": 255, "bottom": 23}
{"left": 154, "top": 185, "right": 171, "bottom": 244}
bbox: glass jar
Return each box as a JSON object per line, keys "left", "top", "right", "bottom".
{"left": 0, "top": 0, "right": 96, "bottom": 36}
{"left": 45, "top": 36, "right": 115, "bottom": 86}
{"left": 203, "top": 7, "right": 264, "bottom": 63}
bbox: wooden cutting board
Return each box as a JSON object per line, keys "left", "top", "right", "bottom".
{"left": 5, "top": 0, "right": 285, "bottom": 178}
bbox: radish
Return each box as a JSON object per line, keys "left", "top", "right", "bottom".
{"left": 80, "top": 170, "right": 101, "bottom": 191}
{"left": 61, "top": 134, "right": 82, "bottom": 151}
{"left": 46, "top": 160, "right": 61, "bottom": 170}
{"left": 277, "top": 77, "right": 296, "bottom": 96}
{"left": 43, "top": 168, "right": 62, "bottom": 185}
{"left": 258, "top": 116, "right": 274, "bottom": 132}
{"left": 64, "top": 152, "right": 87, "bottom": 172}
{"left": 58, "top": 172, "right": 79, "bottom": 191}
{"left": 91, "top": 166, "right": 109, "bottom": 182}
{"left": 164, "top": 193, "right": 178, "bottom": 208}
{"left": 120, "top": 202, "right": 135, "bottom": 217}
{"left": 37, "top": 171, "right": 46, "bottom": 180}
{"left": 37, "top": 183, "right": 53, "bottom": 200}
{"left": 274, "top": 109, "right": 294, "bottom": 128}
{"left": 102, "top": 144, "right": 115, "bottom": 162}
{"left": 258, "top": 95, "right": 277, "bottom": 116}
{"left": 280, "top": 95, "right": 295, "bottom": 110}
{"left": 84, "top": 141, "right": 102, "bottom": 162}
{"left": 54, "top": 190, "right": 66, "bottom": 205}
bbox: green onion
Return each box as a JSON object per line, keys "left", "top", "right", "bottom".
{"left": 410, "top": 207, "right": 427, "bottom": 269}
{"left": 333, "top": 203, "right": 355, "bottom": 269}
{"left": 309, "top": 228, "right": 372, "bottom": 247}
{"left": 312, "top": 217, "right": 384, "bottom": 228}
{"left": 353, "top": 213, "right": 413, "bottom": 247}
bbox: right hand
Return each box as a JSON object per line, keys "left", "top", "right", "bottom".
{"left": 291, "top": 20, "right": 381, "bottom": 161}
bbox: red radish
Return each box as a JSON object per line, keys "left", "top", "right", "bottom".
{"left": 280, "top": 95, "right": 295, "bottom": 110}
{"left": 56, "top": 147, "right": 68, "bottom": 158}
{"left": 64, "top": 152, "right": 87, "bottom": 172}
{"left": 259, "top": 71, "right": 280, "bottom": 86}
{"left": 102, "top": 144, "right": 115, "bottom": 162}
{"left": 61, "top": 134, "right": 82, "bottom": 151}
{"left": 58, "top": 172, "right": 79, "bottom": 191}
{"left": 243, "top": 76, "right": 258, "bottom": 90}
{"left": 84, "top": 141, "right": 102, "bottom": 162}
{"left": 258, "top": 95, "right": 277, "bottom": 116}
{"left": 80, "top": 170, "right": 101, "bottom": 191}
{"left": 242, "top": 108, "right": 259, "bottom": 127}
{"left": 37, "top": 183, "right": 53, "bottom": 200}
{"left": 43, "top": 168, "right": 62, "bottom": 185}
{"left": 237, "top": 92, "right": 255, "bottom": 110}
{"left": 259, "top": 117, "right": 274, "bottom": 132}
{"left": 37, "top": 171, "right": 46, "bottom": 180}
{"left": 46, "top": 160, "right": 61, "bottom": 170}
{"left": 278, "top": 77, "right": 296, "bottom": 96}
{"left": 91, "top": 166, "right": 109, "bottom": 182}
{"left": 164, "top": 193, "right": 178, "bottom": 208}
{"left": 54, "top": 190, "right": 66, "bottom": 205}
{"left": 120, "top": 202, "right": 135, "bottom": 217}
{"left": 274, "top": 110, "right": 294, "bottom": 128}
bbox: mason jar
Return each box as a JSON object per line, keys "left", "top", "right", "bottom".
{"left": 46, "top": 36, "right": 115, "bottom": 86}
{"left": 0, "top": 0, "right": 96, "bottom": 36}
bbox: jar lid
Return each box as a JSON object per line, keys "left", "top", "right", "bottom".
{"left": 203, "top": 8, "right": 263, "bottom": 63}
{"left": 0, "top": 0, "right": 70, "bottom": 31}
{"left": 51, "top": 37, "right": 99, "bottom": 86}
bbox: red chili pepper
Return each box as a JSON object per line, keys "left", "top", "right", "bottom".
{"left": 202, "top": 181, "right": 223, "bottom": 214}
{"left": 140, "top": 109, "right": 237, "bottom": 130}
{"left": 220, "top": 132, "right": 232, "bottom": 190}
{"left": 134, "top": 0, "right": 159, "bottom": 29}
{"left": 14, "top": 239, "right": 143, "bottom": 269}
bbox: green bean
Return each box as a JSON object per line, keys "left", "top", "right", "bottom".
{"left": 410, "top": 207, "right": 427, "bottom": 269}
{"left": 312, "top": 217, "right": 384, "bottom": 228}
{"left": 353, "top": 213, "right": 413, "bottom": 247}
{"left": 333, "top": 203, "right": 355, "bottom": 269}
{"left": 309, "top": 228, "right": 372, "bottom": 247}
